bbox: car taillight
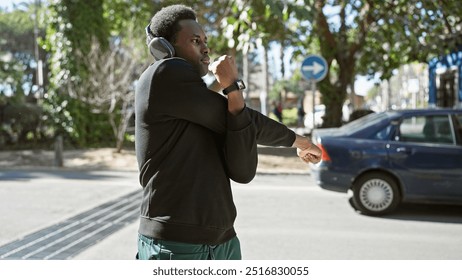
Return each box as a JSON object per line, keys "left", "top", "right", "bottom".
{"left": 318, "top": 144, "right": 331, "bottom": 162}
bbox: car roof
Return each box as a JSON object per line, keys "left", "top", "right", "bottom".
{"left": 391, "top": 108, "right": 462, "bottom": 115}
{"left": 315, "top": 108, "right": 462, "bottom": 138}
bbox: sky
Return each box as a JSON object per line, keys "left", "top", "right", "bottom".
{"left": 0, "top": 0, "right": 31, "bottom": 10}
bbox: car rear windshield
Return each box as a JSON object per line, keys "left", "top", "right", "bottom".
{"left": 340, "top": 111, "right": 396, "bottom": 134}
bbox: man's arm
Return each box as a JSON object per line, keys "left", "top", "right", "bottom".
{"left": 210, "top": 55, "right": 258, "bottom": 183}
{"left": 210, "top": 55, "right": 320, "bottom": 176}
{"left": 247, "top": 108, "right": 322, "bottom": 163}
{"left": 247, "top": 108, "right": 295, "bottom": 147}
{"left": 149, "top": 58, "right": 228, "bottom": 133}
{"left": 209, "top": 55, "right": 245, "bottom": 115}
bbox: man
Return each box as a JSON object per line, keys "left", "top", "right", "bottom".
{"left": 135, "top": 4, "right": 321, "bottom": 260}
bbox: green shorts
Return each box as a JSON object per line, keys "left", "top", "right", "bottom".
{"left": 136, "top": 234, "right": 242, "bottom": 260}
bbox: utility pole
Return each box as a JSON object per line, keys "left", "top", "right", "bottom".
{"left": 32, "top": 0, "right": 43, "bottom": 98}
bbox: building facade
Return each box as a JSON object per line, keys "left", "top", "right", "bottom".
{"left": 428, "top": 48, "right": 462, "bottom": 108}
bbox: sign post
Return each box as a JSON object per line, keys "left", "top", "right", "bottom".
{"left": 301, "top": 55, "right": 328, "bottom": 131}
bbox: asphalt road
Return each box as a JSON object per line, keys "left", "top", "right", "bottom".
{"left": 233, "top": 175, "right": 462, "bottom": 259}
{"left": 1, "top": 170, "right": 461, "bottom": 260}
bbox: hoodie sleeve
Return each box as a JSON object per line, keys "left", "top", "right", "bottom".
{"left": 224, "top": 107, "right": 257, "bottom": 183}
{"left": 248, "top": 108, "right": 296, "bottom": 147}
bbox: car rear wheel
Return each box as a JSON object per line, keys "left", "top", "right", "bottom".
{"left": 351, "top": 172, "right": 401, "bottom": 215}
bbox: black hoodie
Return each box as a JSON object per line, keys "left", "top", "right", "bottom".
{"left": 135, "top": 58, "right": 295, "bottom": 245}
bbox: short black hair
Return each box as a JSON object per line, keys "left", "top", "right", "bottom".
{"left": 147, "top": 5, "right": 196, "bottom": 45}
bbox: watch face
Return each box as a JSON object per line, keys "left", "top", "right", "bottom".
{"left": 237, "top": 80, "right": 246, "bottom": 90}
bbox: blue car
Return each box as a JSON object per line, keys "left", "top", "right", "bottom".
{"left": 311, "top": 108, "right": 462, "bottom": 215}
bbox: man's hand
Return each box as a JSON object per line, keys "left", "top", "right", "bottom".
{"left": 209, "top": 55, "right": 238, "bottom": 89}
{"left": 297, "top": 146, "right": 322, "bottom": 164}
{"left": 209, "top": 55, "right": 245, "bottom": 115}
{"left": 292, "top": 134, "right": 322, "bottom": 164}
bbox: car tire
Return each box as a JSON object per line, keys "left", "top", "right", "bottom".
{"left": 351, "top": 172, "right": 401, "bottom": 215}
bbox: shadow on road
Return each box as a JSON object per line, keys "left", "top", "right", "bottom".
{"left": 0, "top": 170, "right": 133, "bottom": 182}
{"left": 383, "top": 203, "right": 462, "bottom": 224}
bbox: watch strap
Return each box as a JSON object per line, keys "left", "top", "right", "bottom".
{"left": 222, "top": 79, "right": 246, "bottom": 95}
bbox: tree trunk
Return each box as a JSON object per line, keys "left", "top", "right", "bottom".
{"left": 321, "top": 85, "right": 346, "bottom": 128}
{"left": 279, "top": 42, "right": 285, "bottom": 104}
{"left": 320, "top": 73, "right": 350, "bottom": 127}
{"left": 320, "top": 58, "right": 355, "bottom": 127}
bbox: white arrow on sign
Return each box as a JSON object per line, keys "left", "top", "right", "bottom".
{"left": 302, "top": 61, "right": 325, "bottom": 75}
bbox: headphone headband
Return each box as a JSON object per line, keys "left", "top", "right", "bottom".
{"left": 145, "top": 24, "right": 154, "bottom": 41}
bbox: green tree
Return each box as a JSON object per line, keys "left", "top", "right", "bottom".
{"left": 295, "top": 0, "right": 462, "bottom": 128}
{"left": 0, "top": 4, "right": 49, "bottom": 147}
{"left": 0, "top": 5, "right": 44, "bottom": 97}
{"left": 41, "top": 0, "right": 228, "bottom": 148}
{"left": 359, "top": 0, "right": 462, "bottom": 80}
{"left": 219, "top": 0, "right": 302, "bottom": 113}
{"left": 41, "top": 0, "right": 112, "bottom": 147}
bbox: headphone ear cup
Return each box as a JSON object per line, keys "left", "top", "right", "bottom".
{"left": 148, "top": 37, "right": 175, "bottom": 60}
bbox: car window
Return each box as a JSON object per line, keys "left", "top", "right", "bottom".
{"left": 398, "top": 115, "right": 454, "bottom": 144}
{"left": 372, "top": 124, "right": 393, "bottom": 140}
{"left": 340, "top": 111, "right": 394, "bottom": 134}
{"left": 453, "top": 113, "right": 462, "bottom": 144}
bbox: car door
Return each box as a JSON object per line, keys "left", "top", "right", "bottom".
{"left": 387, "top": 113, "right": 462, "bottom": 202}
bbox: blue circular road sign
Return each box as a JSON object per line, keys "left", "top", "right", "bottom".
{"left": 301, "top": 55, "right": 328, "bottom": 82}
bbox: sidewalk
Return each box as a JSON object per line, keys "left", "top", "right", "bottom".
{"left": 0, "top": 169, "right": 140, "bottom": 260}
{"left": 0, "top": 146, "right": 309, "bottom": 174}
{"left": 0, "top": 147, "right": 311, "bottom": 260}
{"left": 72, "top": 220, "right": 139, "bottom": 260}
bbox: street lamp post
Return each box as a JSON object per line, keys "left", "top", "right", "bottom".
{"left": 32, "top": 0, "right": 43, "bottom": 98}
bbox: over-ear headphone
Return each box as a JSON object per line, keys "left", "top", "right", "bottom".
{"left": 145, "top": 24, "right": 175, "bottom": 60}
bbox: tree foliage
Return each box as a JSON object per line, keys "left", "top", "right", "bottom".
{"left": 40, "top": 0, "right": 231, "bottom": 148}
{"left": 0, "top": 4, "right": 50, "bottom": 147}
{"left": 41, "top": 0, "right": 112, "bottom": 146}
{"left": 293, "top": 0, "right": 462, "bottom": 127}
{"left": 66, "top": 39, "right": 140, "bottom": 152}
{"left": 359, "top": 0, "right": 462, "bottom": 80}
{"left": 2, "top": 0, "right": 462, "bottom": 149}
{"left": 0, "top": 5, "right": 43, "bottom": 97}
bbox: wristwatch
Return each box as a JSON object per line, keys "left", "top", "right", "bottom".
{"left": 222, "top": 79, "right": 246, "bottom": 95}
